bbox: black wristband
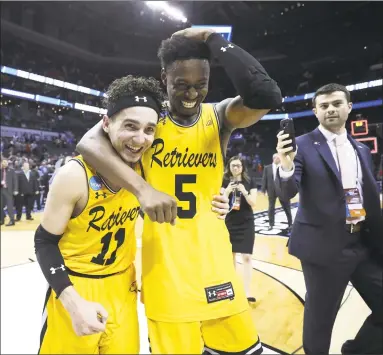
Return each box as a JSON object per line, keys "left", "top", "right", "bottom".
{"left": 205, "top": 33, "right": 282, "bottom": 109}
{"left": 34, "top": 225, "right": 73, "bottom": 298}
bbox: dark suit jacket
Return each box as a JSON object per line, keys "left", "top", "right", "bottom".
{"left": 276, "top": 127, "right": 383, "bottom": 265}
{"left": 17, "top": 170, "right": 39, "bottom": 195}
{"left": 262, "top": 164, "right": 284, "bottom": 199}
{"left": 1, "top": 167, "right": 18, "bottom": 193}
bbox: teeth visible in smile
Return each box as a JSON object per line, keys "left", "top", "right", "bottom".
{"left": 126, "top": 145, "right": 141, "bottom": 153}
{"left": 182, "top": 101, "right": 196, "bottom": 108}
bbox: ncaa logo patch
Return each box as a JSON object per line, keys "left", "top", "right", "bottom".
{"left": 89, "top": 176, "right": 103, "bottom": 191}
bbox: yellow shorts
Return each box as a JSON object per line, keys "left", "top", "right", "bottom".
{"left": 39, "top": 265, "right": 138, "bottom": 354}
{"left": 147, "top": 309, "right": 262, "bottom": 354}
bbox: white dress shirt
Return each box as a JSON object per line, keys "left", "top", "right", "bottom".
{"left": 279, "top": 125, "right": 364, "bottom": 224}
{"left": 272, "top": 163, "right": 279, "bottom": 181}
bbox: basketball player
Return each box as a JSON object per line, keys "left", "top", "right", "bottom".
{"left": 77, "top": 28, "right": 282, "bottom": 354}
{"left": 34, "top": 75, "right": 227, "bottom": 354}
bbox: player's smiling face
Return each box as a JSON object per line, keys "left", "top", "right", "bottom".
{"left": 103, "top": 106, "right": 158, "bottom": 164}
{"left": 162, "top": 59, "right": 210, "bottom": 118}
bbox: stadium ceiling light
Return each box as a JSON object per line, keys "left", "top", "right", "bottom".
{"left": 145, "top": 1, "right": 187, "bottom": 23}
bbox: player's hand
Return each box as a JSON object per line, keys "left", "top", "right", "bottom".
{"left": 60, "top": 287, "right": 108, "bottom": 336}
{"left": 211, "top": 194, "right": 230, "bottom": 220}
{"left": 137, "top": 185, "right": 177, "bottom": 225}
{"left": 276, "top": 131, "right": 297, "bottom": 172}
{"left": 223, "top": 182, "right": 236, "bottom": 197}
{"left": 171, "top": 27, "right": 215, "bottom": 42}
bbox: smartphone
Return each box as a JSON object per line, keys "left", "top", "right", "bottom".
{"left": 280, "top": 118, "right": 296, "bottom": 152}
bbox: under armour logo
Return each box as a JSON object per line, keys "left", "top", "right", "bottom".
{"left": 208, "top": 290, "right": 217, "bottom": 298}
{"left": 95, "top": 192, "right": 107, "bottom": 199}
{"left": 220, "top": 44, "right": 234, "bottom": 52}
{"left": 50, "top": 264, "right": 65, "bottom": 274}
{"left": 135, "top": 96, "right": 147, "bottom": 102}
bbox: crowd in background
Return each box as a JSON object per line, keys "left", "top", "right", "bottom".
{"left": 1, "top": 37, "right": 382, "bottom": 217}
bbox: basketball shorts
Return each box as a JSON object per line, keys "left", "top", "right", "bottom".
{"left": 39, "top": 265, "right": 138, "bottom": 354}
{"left": 147, "top": 308, "right": 262, "bottom": 354}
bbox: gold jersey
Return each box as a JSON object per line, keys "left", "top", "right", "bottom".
{"left": 141, "top": 104, "right": 248, "bottom": 322}
{"left": 59, "top": 156, "right": 140, "bottom": 276}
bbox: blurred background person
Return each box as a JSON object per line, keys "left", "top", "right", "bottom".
{"left": 1, "top": 156, "right": 18, "bottom": 226}
{"left": 222, "top": 156, "right": 258, "bottom": 303}
{"left": 15, "top": 161, "right": 39, "bottom": 221}
{"left": 262, "top": 153, "right": 292, "bottom": 231}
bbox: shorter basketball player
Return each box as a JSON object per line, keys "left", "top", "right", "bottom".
{"left": 34, "top": 75, "right": 165, "bottom": 354}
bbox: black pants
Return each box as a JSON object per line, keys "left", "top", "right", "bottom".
{"left": 1, "top": 188, "right": 15, "bottom": 223}
{"left": 34, "top": 191, "right": 41, "bottom": 210}
{"left": 301, "top": 235, "right": 383, "bottom": 354}
{"left": 268, "top": 196, "right": 292, "bottom": 227}
{"left": 15, "top": 193, "right": 34, "bottom": 219}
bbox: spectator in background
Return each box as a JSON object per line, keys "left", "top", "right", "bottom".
{"left": 261, "top": 154, "right": 292, "bottom": 230}
{"left": 1, "top": 157, "right": 18, "bottom": 226}
{"left": 222, "top": 156, "right": 258, "bottom": 303}
{"left": 15, "top": 161, "right": 39, "bottom": 221}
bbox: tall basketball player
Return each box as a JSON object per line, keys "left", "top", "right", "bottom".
{"left": 34, "top": 75, "right": 229, "bottom": 354}
{"left": 77, "top": 28, "right": 282, "bottom": 354}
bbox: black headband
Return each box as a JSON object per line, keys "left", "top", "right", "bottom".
{"left": 107, "top": 93, "right": 161, "bottom": 118}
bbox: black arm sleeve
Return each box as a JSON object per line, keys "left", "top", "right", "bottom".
{"left": 34, "top": 224, "right": 73, "bottom": 298}
{"left": 205, "top": 33, "right": 282, "bottom": 109}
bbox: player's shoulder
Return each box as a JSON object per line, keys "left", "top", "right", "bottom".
{"left": 51, "top": 159, "right": 87, "bottom": 193}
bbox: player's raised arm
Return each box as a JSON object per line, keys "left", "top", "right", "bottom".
{"left": 34, "top": 162, "right": 108, "bottom": 336}
{"left": 172, "top": 27, "right": 282, "bottom": 130}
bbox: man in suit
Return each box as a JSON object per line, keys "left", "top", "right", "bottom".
{"left": 276, "top": 83, "right": 383, "bottom": 355}
{"left": 261, "top": 153, "right": 292, "bottom": 230}
{"left": 16, "top": 161, "right": 39, "bottom": 221}
{"left": 1, "top": 157, "right": 18, "bottom": 226}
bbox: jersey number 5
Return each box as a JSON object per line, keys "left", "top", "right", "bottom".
{"left": 91, "top": 228, "right": 125, "bottom": 265}
{"left": 175, "top": 174, "right": 197, "bottom": 219}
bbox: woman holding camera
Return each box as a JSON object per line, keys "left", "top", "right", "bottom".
{"left": 221, "top": 156, "right": 258, "bottom": 302}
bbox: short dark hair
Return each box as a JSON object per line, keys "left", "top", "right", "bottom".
{"left": 102, "top": 75, "right": 166, "bottom": 117}
{"left": 157, "top": 36, "right": 211, "bottom": 70}
{"left": 312, "top": 83, "right": 351, "bottom": 106}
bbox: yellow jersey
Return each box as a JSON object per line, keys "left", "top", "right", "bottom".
{"left": 141, "top": 104, "right": 248, "bottom": 322}
{"left": 59, "top": 156, "right": 140, "bottom": 276}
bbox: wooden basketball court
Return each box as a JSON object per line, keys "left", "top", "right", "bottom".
{"left": 1, "top": 194, "right": 370, "bottom": 354}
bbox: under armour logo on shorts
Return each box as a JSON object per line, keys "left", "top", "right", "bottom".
{"left": 220, "top": 44, "right": 234, "bottom": 52}
{"left": 50, "top": 264, "right": 65, "bottom": 274}
{"left": 208, "top": 290, "right": 217, "bottom": 298}
{"left": 135, "top": 96, "right": 147, "bottom": 102}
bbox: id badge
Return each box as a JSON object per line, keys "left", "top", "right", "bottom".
{"left": 232, "top": 194, "right": 241, "bottom": 211}
{"left": 344, "top": 188, "right": 366, "bottom": 218}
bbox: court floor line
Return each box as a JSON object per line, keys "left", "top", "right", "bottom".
{"left": 1, "top": 259, "right": 34, "bottom": 269}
